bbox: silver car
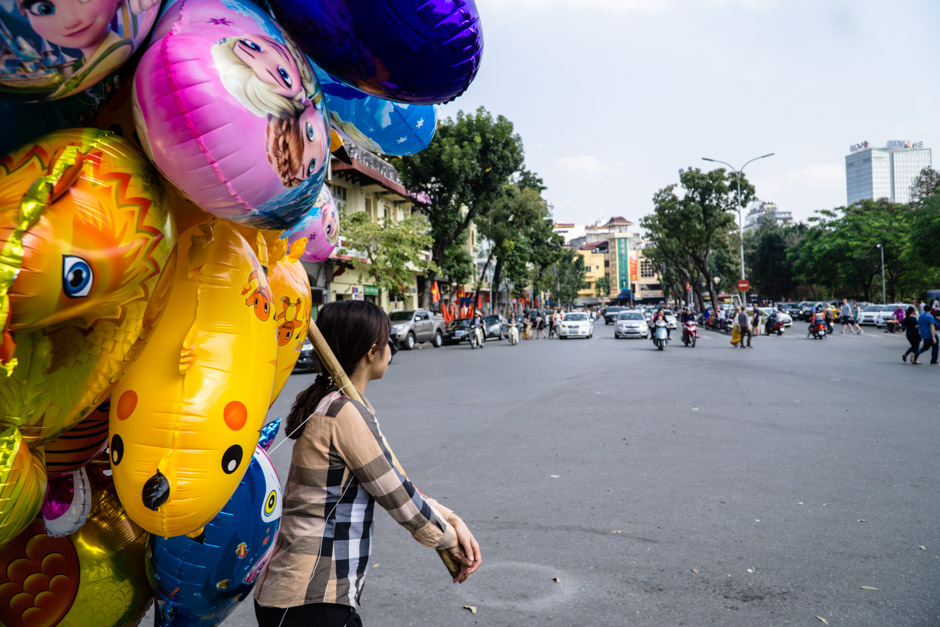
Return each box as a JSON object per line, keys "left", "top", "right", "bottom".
{"left": 615, "top": 311, "right": 649, "bottom": 339}
{"left": 559, "top": 312, "right": 593, "bottom": 339}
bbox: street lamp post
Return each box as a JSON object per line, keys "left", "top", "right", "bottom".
{"left": 876, "top": 244, "right": 886, "bottom": 304}
{"left": 702, "top": 153, "right": 774, "bottom": 304}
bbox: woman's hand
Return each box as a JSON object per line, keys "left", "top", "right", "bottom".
{"left": 447, "top": 516, "right": 481, "bottom": 583}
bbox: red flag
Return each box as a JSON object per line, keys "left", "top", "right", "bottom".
{"left": 431, "top": 281, "right": 440, "bottom": 304}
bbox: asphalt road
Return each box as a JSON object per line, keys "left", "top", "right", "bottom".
{"left": 151, "top": 321, "right": 940, "bottom": 626}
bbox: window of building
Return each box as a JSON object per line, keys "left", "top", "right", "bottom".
{"left": 640, "top": 259, "right": 657, "bottom": 278}
{"left": 330, "top": 184, "right": 348, "bottom": 215}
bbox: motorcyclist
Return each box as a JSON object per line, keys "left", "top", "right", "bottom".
{"left": 765, "top": 308, "right": 779, "bottom": 335}
{"left": 809, "top": 305, "right": 824, "bottom": 338}
{"left": 651, "top": 308, "right": 670, "bottom": 343}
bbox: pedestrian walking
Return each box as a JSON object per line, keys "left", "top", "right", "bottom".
{"left": 901, "top": 306, "right": 920, "bottom": 363}
{"left": 851, "top": 300, "right": 863, "bottom": 334}
{"left": 254, "top": 301, "right": 481, "bottom": 627}
{"left": 750, "top": 305, "right": 761, "bottom": 339}
{"left": 840, "top": 298, "right": 855, "bottom": 334}
{"left": 535, "top": 311, "right": 546, "bottom": 339}
{"left": 912, "top": 305, "right": 938, "bottom": 365}
{"left": 739, "top": 306, "right": 752, "bottom": 348}
{"left": 551, "top": 309, "right": 561, "bottom": 339}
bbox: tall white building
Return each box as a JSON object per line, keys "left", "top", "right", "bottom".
{"left": 845, "top": 140, "right": 932, "bottom": 205}
{"left": 743, "top": 200, "right": 793, "bottom": 231}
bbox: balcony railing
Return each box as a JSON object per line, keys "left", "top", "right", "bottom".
{"left": 345, "top": 143, "right": 402, "bottom": 186}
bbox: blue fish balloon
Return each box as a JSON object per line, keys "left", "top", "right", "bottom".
{"left": 147, "top": 446, "right": 282, "bottom": 626}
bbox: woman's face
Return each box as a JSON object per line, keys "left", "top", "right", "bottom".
{"left": 296, "top": 104, "right": 327, "bottom": 182}
{"left": 233, "top": 35, "right": 303, "bottom": 99}
{"left": 24, "top": 0, "right": 120, "bottom": 54}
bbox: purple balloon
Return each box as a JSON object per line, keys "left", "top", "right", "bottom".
{"left": 269, "top": 0, "right": 483, "bottom": 105}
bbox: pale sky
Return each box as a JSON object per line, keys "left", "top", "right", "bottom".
{"left": 438, "top": 0, "right": 940, "bottom": 227}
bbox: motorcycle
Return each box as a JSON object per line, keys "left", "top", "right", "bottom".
{"left": 469, "top": 325, "right": 485, "bottom": 349}
{"left": 764, "top": 317, "right": 784, "bottom": 336}
{"left": 508, "top": 323, "right": 519, "bottom": 345}
{"left": 653, "top": 321, "right": 669, "bottom": 351}
{"left": 682, "top": 320, "right": 697, "bottom": 347}
{"left": 808, "top": 318, "right": 827, "bottom": 339}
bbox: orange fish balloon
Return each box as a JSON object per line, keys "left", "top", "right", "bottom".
{"left": 109, "top": 210, "right": 277, "bottom": 537}
{"left": 0, "top": 129, "right": 177, "bottom": 545}
{"left": 0, "top": 459, "right": 152, "bottom": 627}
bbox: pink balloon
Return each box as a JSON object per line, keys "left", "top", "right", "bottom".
{"left": 285, "top": 186, "right": 340, "bottom": 262}
{"left": 133, "top": 0, "right": 331, "bottom": 230}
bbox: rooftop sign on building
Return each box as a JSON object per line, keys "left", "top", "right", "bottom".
{"left": 849, "top": 141, "right": 869, "bottom": 153}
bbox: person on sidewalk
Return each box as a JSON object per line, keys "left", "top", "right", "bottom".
{"left": 254, "top": 301, "right": 481, "bottom": 627}
{"left": 901, "top": 306, "right": 920, "bottom": 363}
{"left": 852, "top": 300, "right": 863, "bottom": 334}
{"left": 912, "top": 305, "right": 938, "bottom": 365}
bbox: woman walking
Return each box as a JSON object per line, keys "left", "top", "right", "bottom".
{"left": 254, "top": 301, "right": 481, "bottom": 626}
{"left": 901, "top": 306, "right": 920, "bottom": 363}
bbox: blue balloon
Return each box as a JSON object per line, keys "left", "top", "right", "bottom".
{"left": 269, "top": 0, "right": 483, "bottom": 105}
{"left": 313, "top": 63, "right": 435, "bottom": 155}
{"left": 258, "top": 419, "right": 280, "bottom": 452}
{"left": 147, "top": 446, "right": 282, "bottom": 626}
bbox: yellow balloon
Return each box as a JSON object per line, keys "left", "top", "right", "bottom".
{"left": 0, "top": 129, "right": 177, "bottom": 544}
{"left": 0, "top": 460, "right": 152, "bottom": 627}
{"left": 109, "top": 209, "right": 277, "bottom": 537}
{"left": 268, "top": 241, "right": 312, "bottom": 406}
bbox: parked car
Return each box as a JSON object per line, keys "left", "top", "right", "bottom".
{"left": 559, "top": 312, "right": 593, "bottom": 339}
{"left": 292, "top": 337, "right": 315, "bottom": 373}
{"left": 389, "top": 308, "right": 446, "bottom": 349}
{"left": 874, "top": 303, "right": 913, "bottom": 328}
{"left": 443, "top": 318, "right": 474, "bottom": 344}
{"left": 484, "top": 314, "right": 507, "bottom": 339}
{"left": 615, "top": 311, "right": 649, "bottom": 339}
{"left": 857, "top": 304, "right": 887, "bottom": 326}
{"left": 603, "top": 306, "right": 627, "bottom": 325}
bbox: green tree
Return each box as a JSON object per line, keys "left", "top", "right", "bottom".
{"left": 909, "top": 166, "right": 940, "bottom": 202}
{"left": 395, "top": 107, "right": 525, "bottom": 306}
{"left": 474, "top": 183, "right": 550, "bottom": 312}
{"left": 641, "top": 167, "right": 753, "bottom": 308}
{"left": 338, "top": 212, "right": 437, "bottom": 300}
{"left": 553, "top": 250, "right": 588, "bottom": 306}
{"left": 744, "top": 222, "right": 798, "bottom": 300}
{"left": 594, "top": 275, "right": 611, "bottom": 299}
{"left": 438, "top": 238, "right": 475, "bottom": 287}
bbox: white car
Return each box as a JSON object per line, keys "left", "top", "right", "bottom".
{"left": 615, "top": 311, "right": 649, "bottom": 339}
{"left": 874, "top": 304, "right": 912, "bottom": 327}
{"left": 857, "top": 304, "right": 887, "bottom": 326}
{"left": 559, "top": 312, "right": 593, "bottom": 339}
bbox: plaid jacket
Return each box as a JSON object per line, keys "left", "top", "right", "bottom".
{"left": 255, "top": 392, "right": 456, "bottom": 608}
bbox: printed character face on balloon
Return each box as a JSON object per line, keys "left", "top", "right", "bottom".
{"left": 321, "top": 201, "right": 338, "bottom": 245}
{"left": 134, "top": 0, "right": 331, "bottom": 229}
{"left": 1, "top": 0, "right": 159, "bottom": 101}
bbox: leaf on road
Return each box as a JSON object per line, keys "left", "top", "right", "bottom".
{"left": 691, "top": 569, "right": 698, "bottom": 573}
{"left": 611, "top": 530, "right": 624, "bottom": 534}
{"left": 372, "top": 563, "right": 379, "bottom": 568}
{"left": 550, "top": 474, "right": 560, "bottom": 478}
{"left": 918, "top": 545, "right": 926, "bottom": 550}
{"left": 860, "top": 586, "right": 878, "bottom": 590}
{"left": 692, "top": 407, "right": 699, "bottom": 411}
{"left": 553, "top": 577, "right": 561, "bottom": 583}
{"left": 815, "top": 617, "right": 829, "bottom": 624}
{"left": 857, "top": 519, "right": 867, "bottom": 523}
{"left": 798, "top": 502, "right": 804, "bottom": 506}
{"left": 463, "top": 606, "right": 477, "bottom": 614}
{"left": 746, "top": 569, "right": 754, "bottom": 573}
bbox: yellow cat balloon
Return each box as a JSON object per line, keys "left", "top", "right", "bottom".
{"left": 109, "top": 207, "right": 277, "bottom": 537}
{"left": 0, "top": 129, "right": 176, "bottom": 544}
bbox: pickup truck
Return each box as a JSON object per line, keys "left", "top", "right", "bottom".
{"left": 389, "top": 309, "right": 447, "bottom": 350}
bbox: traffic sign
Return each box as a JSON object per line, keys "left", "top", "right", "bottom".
{"left": 736, "top": 280, "right": 750, "bottom": 292}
